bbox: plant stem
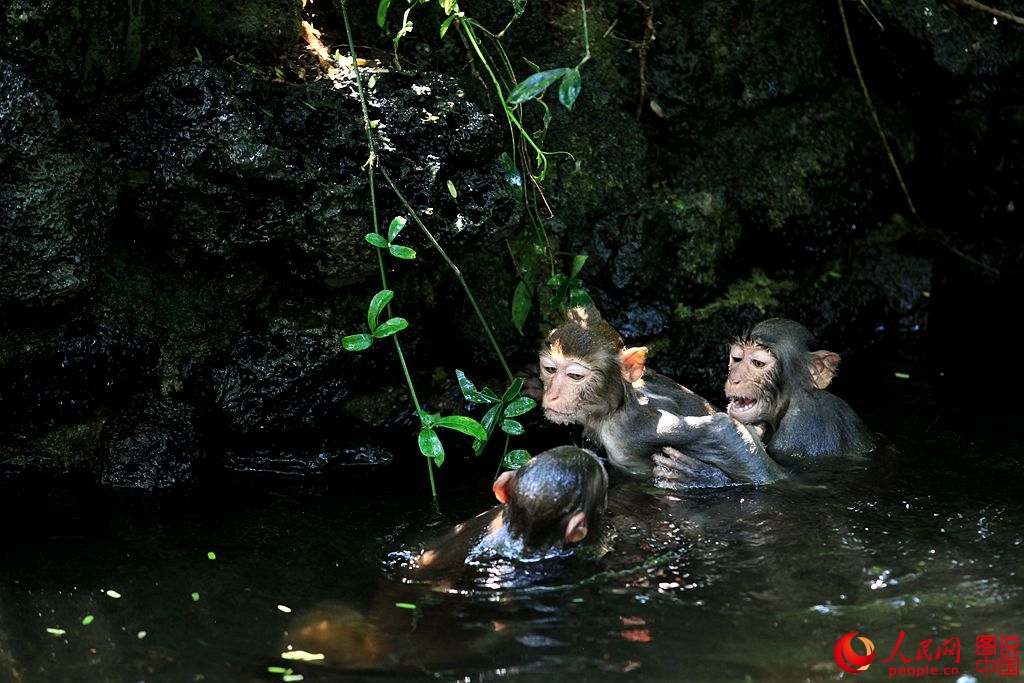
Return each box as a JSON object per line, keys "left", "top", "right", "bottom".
{"left": 340, "top": 0, "right": 438, "bottom": 501}
{"left": 378, "top": 167, "right": 514, "bottom": 383}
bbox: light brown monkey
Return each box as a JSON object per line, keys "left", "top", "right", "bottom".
{"left": 539, "top": 306, "right": 785, "bottom": 488}
{"left": 725, "top": 317, "right": 877, "bottom": 461}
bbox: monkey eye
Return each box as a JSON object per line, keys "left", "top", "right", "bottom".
{"left": 540, "top": 364, "right": 557, "bottom": 375}
{"left": 752, "top": 359, "right": 766, "bottom": 369}
{"left": 567, "top": 371, "right": 585, "bottom": 381}
{"left": 730, "top": 355, "right": 742, "bottom": 364}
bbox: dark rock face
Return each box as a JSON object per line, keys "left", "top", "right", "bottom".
{"left": 0, "top": 58, "right": 116, "bottom": 309}
{"left": 98, "top": 397, "right": 202, "bottom": 490}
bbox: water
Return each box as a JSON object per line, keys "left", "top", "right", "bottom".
{"left": 3, "top": 371, "right": 1022, "bottom": 683}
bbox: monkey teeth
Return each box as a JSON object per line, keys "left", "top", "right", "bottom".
{"left": 726, "top": 396, "right": 758, "bottom": 420}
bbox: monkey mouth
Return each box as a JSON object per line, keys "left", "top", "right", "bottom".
{"left": 543, "top": 408, "right": 577, "bottom": 425}
{"left": 726, "top": 395, "right": 759, "bottom": 422}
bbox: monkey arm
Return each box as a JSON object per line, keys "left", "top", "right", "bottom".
{"left": 647, "top": 412, "right": 787, "bottom": 487}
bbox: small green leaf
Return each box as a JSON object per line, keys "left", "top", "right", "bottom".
{"left": 418, "top": 427, "right": 444, "bottom": 465}
{"left": 191, "top": 592, "right": 200, "bottom": 602}
{"left": 895, "top": 372, "right": 911, "bottom": 379}
{"left": 503, "top": 396, "right": 536, "bottom": 418}
{"left": 472, "top": 404, "right": 503, "bottom": 455}
{"left": 501, "top": 418, "right": 525, "bottom": 436}
{"left": 373, "top": 317, "right": 408, "bottom": 338}
{"left": 446, "top": 179, "right": 457, "bottom": 197}
{"left": 82, "top": 615, "right": 94, "bottom": 626}
{"left": 511, "top": 280, "right": 532, "bottom": 335}
{"left": 435, "top": 415, "right": 488, "bottom": 441}
{"left": 365, "top": 233, "right": 389, "bottom": 249}
{"left": 376, "top": 0, "right": 392, "bottom": 27}
{"left": 207, "top": 551, "right": 217, "bottom": 560}
{"left": 558, "top": 67, "right": 582, "bottom": 109}
{"left": 387, "top": 215, "right": 407, "bottom": 242}
{"left": 342, "top": 334, "right": 373, "bottom": 351}
{"left": 456, "top": 369, "right": 499, "bottom": 404}
{"left": 502, "top": 449, "right": 532, "bottom": 469}
{"left": 507, "top": 68, "right": 570, "bottom": 105}
{"left": 501, "top": 377, "right": 526, "bottom": 403}
{"left": 368, "top": 289, "right": 394, "bottom": 330}
{"left": 395, "top": 602, "right": 417, "bottom": 610}
{"left": 439, "top": 13, "right": 458, "bottom": 38}
{"left": 389, "top": 244, "right": 417, "bottom": 260}
{"left": 570, "top": 253, "right": 588, "bottom": 278}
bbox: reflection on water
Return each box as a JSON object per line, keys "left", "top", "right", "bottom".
{"left": 2, "top": 389, "right": 1022, "bottom": 683}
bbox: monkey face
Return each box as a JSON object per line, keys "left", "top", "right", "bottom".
{"left": 724, "top": 342, "right": 777, "bottom": 425}
{"left": 538, "top": 350, "right": 592, "bottom": 425}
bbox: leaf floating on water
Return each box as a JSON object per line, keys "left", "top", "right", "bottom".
{"left": 207, "top": 551, "right": 217, "bottom": 560}
{"left": 82, "top": 615, "right": 94, "bottom": 626}
{"left": 277, "top": 604, "right": 292, "bottom": 613}
{"left": 105, "top": 589, "right": 121, "bottom": 599}
{"left": 895, "top": 372, "right": 910, "bottom": 379}
{"left": 46, "top": 627, "right": 66, "bottom": 636}
{"left": 395, "top": 602, "right": 417, "bottom": 610}
{"left": 191, "top": 592, "right": 201, "bottom": 602}
{"left": 281, "top": 650, "right": 326, "bottom": 662}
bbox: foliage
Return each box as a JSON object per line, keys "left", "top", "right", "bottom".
{"left": 377, "top": 0, "right": 595, "bottom": 334}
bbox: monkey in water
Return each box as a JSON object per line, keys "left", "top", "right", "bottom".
{"left": 410, "top": 445, "right": 609, "bottom": 571}
{"left": 538, "top": 306, "right": 785, "bottom": 489}
{"left": 724, "top": 317, "right": 878, "bottom": 462}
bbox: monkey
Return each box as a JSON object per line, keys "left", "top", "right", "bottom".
{"left": 538, "top": 306, "right": 786, "bottom": 489}
{"left": 410, "top": 445, "right": 609, "bottom": 571}
{"left": 724, "top": 317, "right": 878, "bottom": 461}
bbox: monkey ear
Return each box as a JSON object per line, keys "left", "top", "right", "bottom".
{"left": 620, "top": 346, "right": 649, "bottom": 383}
{"left": 564, "top": 511, "right": 589, "bottom": 544}
{"left": 808, "top": 350, "right": 841, "bottom": 389}
{"left": 492, "top": 471, "right": 516, "bottom": 504}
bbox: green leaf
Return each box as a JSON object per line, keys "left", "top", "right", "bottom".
{"left": 570, "top": 253, "right": 588, "bottom": 278}
{"left": 389, "top": 245, "right": 417, "bottom": 260}
{"left": 456, "top": 369, "right": 498, "bottom": 404}
{"left": 472, "top": 404, "right": 502, "bottom": 455}
{"left": 502, "top": 449, "right": 532, "bottom": 469}
{"left": 373, "top": 317, "right": 408, "bottom": 338}
{"left": 387, "top": 215, "right": 407, "bottom": 242}
{"left": 502, "top": 395, "right": 536, "bottom": 418}
{"left": 501, "top": 377, "right": 525, "bottom": 403}
{"left": 501, "top": 418, "right": 525, "bottom": 436}
{"left": 365, "top": 233, "right": 389, "bottom": 249}
{"left": 511, "top": 280, "right": 532, "bottom": 335}
{"left": 368, "top": 289, "right": 394, "bottom": 330}
{"left": 439, "top": 13, "right": 458, "bottom": 38}
{"left": 507, "top": 68, "right": 570, "bottom": 105}
{"left": 446, "top": 179, "right": 457, "bottom": 197}
{"left": 376, "top": 0, "right": 393, "bottom": 27}
{"left": 558, "top": 67, "right": 582, "bottom": 109}
{"left": 342, "top": 334, "right": 373, "bottom": 351}
{"left": 435, "top": 415, "right": 488, "bottom": 440}
{"left": 418, "top": 427, "right": 444, "bottom": 465}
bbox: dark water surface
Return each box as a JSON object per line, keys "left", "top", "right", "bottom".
{"left": 3, "top": 371, "right": 1023, "bottom": 683}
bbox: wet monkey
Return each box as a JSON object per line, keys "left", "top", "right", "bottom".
{"left": 538, "top": 306, "right": 785, "bottom": 488}
{"left": 411, "top": 446, "right": 609, "bottom": 571}
{"left": 725, "top": 317, "right": 877, "bottom": 461}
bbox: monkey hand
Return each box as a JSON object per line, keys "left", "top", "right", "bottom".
{"left": 652, "top": 447, "right": 735, "bottom": 489}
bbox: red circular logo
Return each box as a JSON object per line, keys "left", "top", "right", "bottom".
{"left": 834, "top": 632, "right": 876, "bottom": 674}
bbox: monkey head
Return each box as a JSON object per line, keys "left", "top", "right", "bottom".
{"left": 725, "top": 318, "right": 839, "bottom": 431}
{"left": 492, "top": 445, "right": 608, "bottom": 549}
{"left": 538, "top": 307, "right": 647, "bottom": 427}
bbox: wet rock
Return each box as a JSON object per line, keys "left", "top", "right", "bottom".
{"left": 0, "top": 58, "right": 116, "bottom": 309}
{"left": 98, "top": 397, "right": 202, "bottom": 490}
